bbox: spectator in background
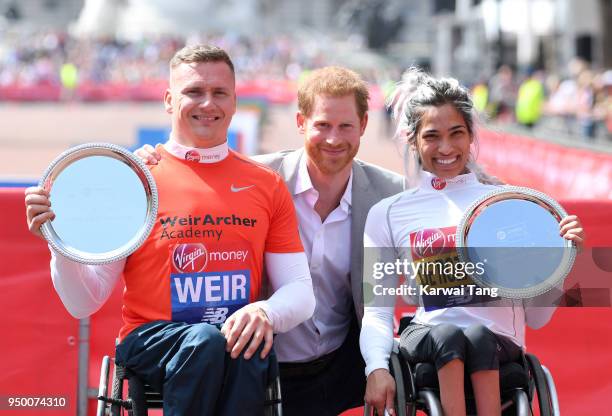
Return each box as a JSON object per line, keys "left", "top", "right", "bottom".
{"left": 471, "top": 79, "right": 489, "bottom": 116}
{"left": 381, "top": 69, "right": 401, "bottom": 137}
{"left": 59, "top": 62, "right": 78, "bottom": 101}
{"left": 487, "top": 64, "right": 516, "bottom": 122}
{"left": 543, "top": 58, "right": 589, "bottom": 135}
{"left": 594, "top": 70, "right": 612, "bottom": 140}
{"left": 516, "top": 68, "right": 545, "bottom": 129}
{"left": 575, "top": 69, "right": 598, "bottom": 140}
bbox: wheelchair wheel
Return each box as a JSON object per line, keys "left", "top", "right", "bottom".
{"left": 97, "top": 356, "right": 111, "bottom": 416}
{"left": 110, "top": 363, "right": 124, "bottom": 416}
{"left": 264, "top": 353, "right": 282, "bottom": 416}
{"left": 389, "top": 352, "right": 407, "bottom": 416}
{"left": 127, "top": 374, "right": 147, "bottom": 416}
{"left": 525, "top": 354, "right": 553, "bottom": 416}
{"left": 505, "top": 389, "right": 530, "bottom": 416}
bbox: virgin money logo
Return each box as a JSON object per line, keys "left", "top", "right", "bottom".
{"left": 413, "top": 228, "right": 446, "bottom": 258}
{"left": 431, "top": 177, "right": 446, "bottom": 190}
{"left": 173, "top": 243, "right": 208, "bottom": 273}
{"left": 185, "top": 150, "right": 200, "bottom": 162}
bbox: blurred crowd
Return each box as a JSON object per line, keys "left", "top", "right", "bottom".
{"left": 471, "top": 58, "right": 612, "bottom": 142}
{"left": 0, "top": 30, "right": 329, "bottom": 87}
{"left": 2, "top": 30, "right": 611, "bottom": 143}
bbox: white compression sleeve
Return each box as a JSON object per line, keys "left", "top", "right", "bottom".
{"left": 252, "top": 252, "right": 315, "bottom": 334}
{"left": 359, "top": 195, "right": 398, "bottom": 377}
{"left": 360, "top": 306, "right": 395, "bottom": 376}
{"left": 50, "top": 248, "right": 124, "bottom": 319}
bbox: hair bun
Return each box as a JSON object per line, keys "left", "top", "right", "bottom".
{"left": 387, "top": 67, "right": 428, "bottom": 127}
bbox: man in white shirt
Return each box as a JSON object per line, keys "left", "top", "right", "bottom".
{"left": 255, "top": 67, "right": 405, "bottom": 415}
{"left": 140, "top": 66, "right": 405, "bottom": 415}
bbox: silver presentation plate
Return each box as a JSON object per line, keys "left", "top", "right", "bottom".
{"left": 39, "top": 143, "right": 158, "bottom": 264}
{"left": 456, "top": 186, "right": 576, "bottom": 299}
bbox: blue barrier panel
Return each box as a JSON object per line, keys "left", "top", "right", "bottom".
{"left": 132, "top": 127, "right": 171, "bottom": 151}
{"left": 227, "top": 130, "right": 239, "bottom": 151}
{"left": 0, "top": 181, "right": 36, "bottom": 188}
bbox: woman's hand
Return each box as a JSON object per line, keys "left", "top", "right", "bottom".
{"left": 560, "top": 215, "right": 585, "bottom": 252}
{"left": 365, "top": 368, "right": 396, "bottom": 416}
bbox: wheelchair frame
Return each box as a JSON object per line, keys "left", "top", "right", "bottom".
{"left": 364, "top": 340, "right": 560, "bottom": 416}
{"left": 96, "top": 354, "right": 283, "bottom": 416}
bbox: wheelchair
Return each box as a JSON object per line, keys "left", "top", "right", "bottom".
{"left": 364, "top": 317, "right": 559, "bottom": 416}
{"left": 96, "top": 352, "right": 283, "bottom": 416}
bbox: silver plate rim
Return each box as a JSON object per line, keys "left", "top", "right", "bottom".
{"left": 456, "top": 185, "right": 576, "bottom": 299}
{"left": 39, "top": 142, "right": 158, "bottom": 265}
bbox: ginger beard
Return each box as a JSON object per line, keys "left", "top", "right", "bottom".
{"left": 300, "top": 94, "right": 366, "bottom": 176}
{"left": 304, "top": 138, "right": 359, "bottom": 175}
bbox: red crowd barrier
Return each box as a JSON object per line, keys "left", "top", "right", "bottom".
{"left": 2, "top": 185, "right": 611, "bottom": 415}
{"left": 77, "top": 80, "right": 168, "bottom": 102}
{"left": 0, "top": 83, "right": 62, "bottom": 101}
{"left": 0, "top": 81, "right": 387, "bottom": 109}
{"left": 0, "top": 80, "right": 298, "bottom": 104}
{"left": 0, "top": 189, "right": 78, "bottom": 415}
{"left": 477, "top": 128, "right": 612, "bottom": 200}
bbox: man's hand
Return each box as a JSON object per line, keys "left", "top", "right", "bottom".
{"left": 220, "top": 304, "right": 273, "bottom": 360}
{"left": 365, "top": 368, "right": 396, "bottom": 416}
{"left": 24, "top": 186, "right": 55, "bottom": 238}
{"left": 134, "top": 144, "right": 161, "bottom": 165}
{"left": 560, "top": 215, "right": 585, "bottom": 252}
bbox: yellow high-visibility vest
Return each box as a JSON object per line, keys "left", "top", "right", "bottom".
{"left": 60, "top": 63, "right": 78, "bottom": 90}
{"left": 472, "top": 84, "right": 489, "bottom": 113}
{"left": 515, "top": 78, "right": 544, "bottom": 124}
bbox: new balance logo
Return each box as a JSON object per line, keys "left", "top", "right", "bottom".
{"left": 201, "top": 307, "right": 229, "bottom": 325}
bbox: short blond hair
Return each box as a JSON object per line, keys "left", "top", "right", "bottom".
{"left": 298, "top": 66, "right": 369, "bottom": 119}
{"left": 170, "top": 44, "right": 234, "bottom": 75}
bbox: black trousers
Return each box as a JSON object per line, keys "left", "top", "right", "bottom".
{"left": 399, "top": 323, "right": 522, "bottom": 373}
{"left": 279, "top": 317, "right": 366, "bottom": 416}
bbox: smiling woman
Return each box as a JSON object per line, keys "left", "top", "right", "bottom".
{"left": 415, "top": 104, "right": 472, "bottom": 179}
{"left": 388, "top": 67, "right": 502, "bottom": 188}
{"left": 361, "top": 68, "right": 585, "bottom": 416}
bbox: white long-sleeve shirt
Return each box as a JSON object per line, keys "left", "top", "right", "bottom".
{"left": 360, "top": 172, "right": 558, "bottom": 376}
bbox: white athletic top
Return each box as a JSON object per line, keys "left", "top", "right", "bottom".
{"left": 359, "top": 172, "right": 557, "bottom": 376}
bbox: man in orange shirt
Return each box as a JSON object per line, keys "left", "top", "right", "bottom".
{"left": 25, "top": 45, "right": 315, "bottom": 416}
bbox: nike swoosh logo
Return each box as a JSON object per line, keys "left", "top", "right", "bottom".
{"left": 231, "top": 184, "right": 255, "bottom": 192}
